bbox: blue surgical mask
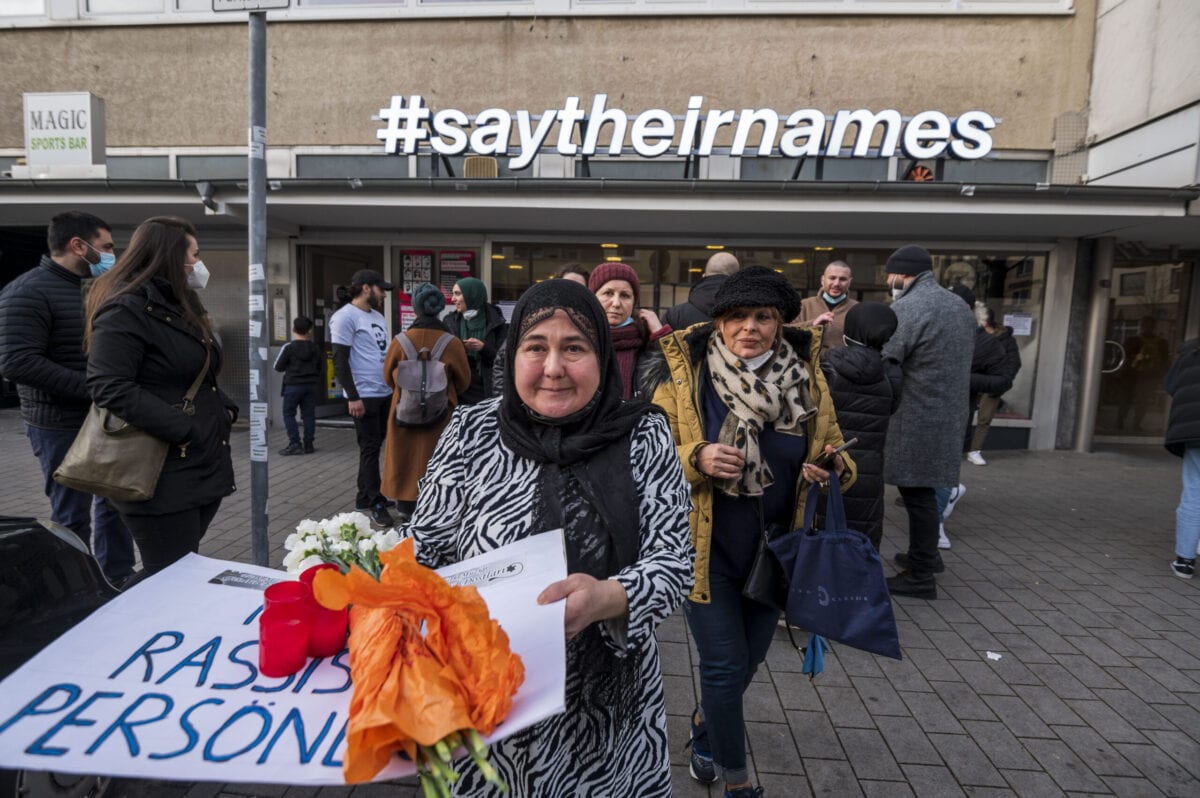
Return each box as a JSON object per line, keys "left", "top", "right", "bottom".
{"left": 86, "top": 243, "right": 116, "bottom": 277}
{"left": 822, "top": 291, "right": 847, "bottom": 305}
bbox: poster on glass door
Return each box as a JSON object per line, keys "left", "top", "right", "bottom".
{"left": 399, "top": 250, "right": 434, "bottom": 330}
{"left": 439, "top": 251, "right": 475, "bottom": 300}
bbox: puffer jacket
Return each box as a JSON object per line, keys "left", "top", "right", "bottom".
{"left": 1165, "top": 338, "right": 1200, "bottom": 457}
{"left": 87, "top": 279, "right": 238, "bottom": 516}
{"left": 993, "top": 326, "right": 1022, "bottom": 389}
{"left": 0, "top": 256, "right": 91, "bottom": 428}
{"left": 645, "top": 322, "right": 856, "bottom": 604}
{"left": 970, "top": 325, "right": 1012, "bottom": 397}
{"left": 820, "top": 344, "right": 901, "bottom": 547}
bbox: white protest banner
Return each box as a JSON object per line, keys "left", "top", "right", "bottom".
{"left": 0, "top": 531, "right": 566, "bottom": 784}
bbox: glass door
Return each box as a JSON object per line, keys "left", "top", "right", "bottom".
{"left": 1096, "top": 261, "right": 1192, "bottom": 438}
{"left": 300, "top": 245, "right": 386, "bottom": 412}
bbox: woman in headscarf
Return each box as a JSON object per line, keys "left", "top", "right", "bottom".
{"left": 404, "top": 279, "right": 693, "bottom": 797}
{"left": 645, "top": 266, "right": 856, "bottom": 798}
{"left": 819, "top": 301, "right": 902, "bottom": 550}
{"left": 587, "top": 262, "right": 671, "bottom": 400}
{"left": 446, "top": 276, "right": 507, "bottom": 405}
{"left": 381, "top": 282, "right": 471, "bottom": 522}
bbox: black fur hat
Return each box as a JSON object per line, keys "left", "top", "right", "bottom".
{"left": 710, "top": 265, "right": 802, "bottom": 323}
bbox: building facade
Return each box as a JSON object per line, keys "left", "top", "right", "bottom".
{"left": 1, "top": 0, "right": 1197, "bottom": 448}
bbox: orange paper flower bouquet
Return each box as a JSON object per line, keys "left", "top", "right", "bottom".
{"left": 312, "top": 538, "right": 526, "bottom": 789}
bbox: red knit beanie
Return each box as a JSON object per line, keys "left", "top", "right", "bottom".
{"left": 588, "top": 262, "right": 640, "bottom": 297}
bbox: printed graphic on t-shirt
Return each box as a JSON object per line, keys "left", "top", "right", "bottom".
{"left": 330, "top": 304, "right": 391, "bottom": 398}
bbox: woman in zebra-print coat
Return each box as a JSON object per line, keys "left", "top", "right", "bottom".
{"left": 405, "top": 279, "right": 694, "bottom": 797}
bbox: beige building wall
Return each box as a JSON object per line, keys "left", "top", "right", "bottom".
{"left": 0, "top": 7, "right": 1095, "bottom": 152}
{"left": 1088, "top": 0, "right": 1200, "bottom": 143}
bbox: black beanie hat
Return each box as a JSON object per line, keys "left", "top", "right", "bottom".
{"left": 710, "top": 265, "right": 802, "bottom": 323}
{"left": 885, "top": 245, "right": 933, "bottom": 276}
{"left": 844, "top": 302, "right": 898, "bottom": 350}
{"left": 949, "top": 283, "right": 976, "bottom": 308}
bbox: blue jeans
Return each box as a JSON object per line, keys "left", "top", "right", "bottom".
{"left": 1176, "top": 446, "right": 1200, "bottom": 560}
{"left": 935, "top": 486, "right": 951, "bottom": 522}
{"left": 282, "top": 384, "right": 318, "bottom": 446}
{"left": 684, "top": 570, "right": 781, "bottom": 785}
{"left": 25, "top": 423, "right": 136, "bottom": 582}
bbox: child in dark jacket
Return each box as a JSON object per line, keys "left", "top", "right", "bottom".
{"left": 819, "top": 302, "right": 902, "bottom": 549}
{"left": 273, "top": 316, "right": 325, "bottom": 455}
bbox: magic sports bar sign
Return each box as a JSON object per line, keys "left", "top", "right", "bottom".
{"left": 375, "top": 94, "right": 998, "bottom": 170}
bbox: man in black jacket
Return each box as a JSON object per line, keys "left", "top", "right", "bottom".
{"left": 662, "top": 252, "right": 740, "bottom": 330}
{"left": 0, "top": 211, "right": 135, "bottom": 583}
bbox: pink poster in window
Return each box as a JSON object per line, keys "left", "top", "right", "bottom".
{"left": 439, "top": 251, "right": 476, "bottom": 299}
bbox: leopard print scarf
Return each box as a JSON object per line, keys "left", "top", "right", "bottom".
{"left": 705, "top": 332, "right": 817, "bottom": 497}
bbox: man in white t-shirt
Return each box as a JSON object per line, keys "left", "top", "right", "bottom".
{"left": 330, "top": 269, "right": 395, "bottom": 527}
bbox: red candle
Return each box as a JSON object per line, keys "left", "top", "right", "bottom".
{"left": 307, "top": 606, "right": 350, "bottom": 659}
{"left": 259, "top": 609, "right": 309, "bottom": 678}
{"left": 264, "top": 579, "right": 313, "bottom": 621}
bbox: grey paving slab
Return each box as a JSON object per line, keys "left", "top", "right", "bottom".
{"left": 6, "top": 409, "right": 1200, "bottom": 796}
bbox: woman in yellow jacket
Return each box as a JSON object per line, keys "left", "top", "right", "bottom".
{"left": 645, "top": 266, "right": 855, "bottom": 798}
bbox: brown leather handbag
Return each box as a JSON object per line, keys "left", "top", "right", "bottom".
{"left": 54, "top": 346, "right": 211, "bottom": 503}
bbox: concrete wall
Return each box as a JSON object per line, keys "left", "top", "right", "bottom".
{"left": 1089, "top": 0, "right": 1200, "bottom": 143}
{"left": 0, "top": 8, "right": 1096, "bottom": 152}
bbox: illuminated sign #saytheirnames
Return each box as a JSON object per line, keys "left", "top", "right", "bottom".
{"left": 376, "top": 94, "right": 998, "bottom": 170}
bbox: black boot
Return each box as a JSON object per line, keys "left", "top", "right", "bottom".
{"left": 887, "top": 571, "right": 937, "bottom": 599}
{"left": 303, "top": 441, "right": 315, "bottom": 454}
{"left": 279, "top": 442, "right": 303, "bottom": 456}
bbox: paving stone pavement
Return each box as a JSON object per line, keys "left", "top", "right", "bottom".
{"left": 2, "top": 406, "right": 1199, "bottom": 797}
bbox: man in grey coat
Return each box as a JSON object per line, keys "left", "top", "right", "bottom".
{"left": 881, "top": 246, "right": 976, "bottom": 599}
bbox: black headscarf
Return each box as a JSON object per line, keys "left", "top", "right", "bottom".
{"left": 844, "top": 301, "right": 899, "bottom": 351}
{"left": 498, "top": 279, "right": 659, "bottom": 579}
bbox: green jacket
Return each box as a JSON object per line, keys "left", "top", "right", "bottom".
{"left": 647, "top": 322, "right": 856, "bottom": 604}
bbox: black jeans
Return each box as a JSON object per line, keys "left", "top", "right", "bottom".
{"left": 898, "top": 486, "right": 939, "bottom": 579}
{"left": 122, "top": 499, "right": 222, "bottom": 580}
{"left": 354, "top": 395, "right": 390, "bottom": 510}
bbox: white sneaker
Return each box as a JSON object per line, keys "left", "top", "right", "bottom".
{"left": 943, "top": 484, "right": 966, "bottom": 519}
{"left": 966, "top": 451, "right": 987, "bottom": 466}
{"left": 938, "top": 523, "right": 952, "bottom": 549}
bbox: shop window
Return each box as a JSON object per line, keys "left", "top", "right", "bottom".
{"left": 416, "top": 155, "right": 520, "bottom": 178}
{"left": 297, "top": 154, "right": 408, "bottom": 179}
{"left": 738, "top": 156, "right": 886, "bottom": 181}
{"left": 932, "top": 252, "right": 1047, "bottom": 420}
{"left": 177, "top": 156, "right": 246, "bottom": 181}
{"left": 574, "top": 160, "right": 691, "bottom": 179}
{"left": 107, "top": 156, "right": 169, "bottom": 179}
{"left": 86, "top": 0, "right": 162, "bottom": 12}
{"left": 1119, "top": 272, "right": 1147, "bottom": 296}
{"left": 0, "top": 157, "right": 20, "bottom": 177}
{"left": 942, "top": 158, "right": 1049, "bottom": 184}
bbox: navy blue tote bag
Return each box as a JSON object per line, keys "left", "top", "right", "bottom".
{"left": 768, "top": 480, "right": 902, "bottom": 660}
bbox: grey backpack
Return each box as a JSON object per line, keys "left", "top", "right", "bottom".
{"left": 393, "top": 332, "right": 453, "bottom": 427}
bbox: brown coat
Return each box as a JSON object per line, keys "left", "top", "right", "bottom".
{"left": 793, "top": 294, "right": 857, "bottom": 351}
{"left": 381, "top": 327, "right": 472, "bottom": 502}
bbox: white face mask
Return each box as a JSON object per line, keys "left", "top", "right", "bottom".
{"left": 462, "top": 308, "right": 479, "bottom": 320}
{"left": 187, "top": 260, "right": 210, "bottom": 290}
{"left": 889, "top": 275, "right": 906, "bottom": 301}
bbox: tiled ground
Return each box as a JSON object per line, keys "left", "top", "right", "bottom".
{"left": 2, "top": 407, "right": 1198, "bottom": 797}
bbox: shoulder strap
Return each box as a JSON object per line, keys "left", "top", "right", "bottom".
{"left": 181, "top": 341, "right": 212, "bottom": 414}
{"left": 428, "top": 332, "right": 453, "bottom": 360}
{"left": 395, "top": 333, "right": 419, "bottom": 360}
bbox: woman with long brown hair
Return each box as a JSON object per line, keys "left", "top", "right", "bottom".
{"left": 85, "top": 216, "right": 237, "bottom": 578}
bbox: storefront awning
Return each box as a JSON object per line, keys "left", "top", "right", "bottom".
{"left": 1, "top": 178, "right": 1197, "bottom": 247}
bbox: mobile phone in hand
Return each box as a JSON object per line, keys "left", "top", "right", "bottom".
{"left": 810, "top": 438, "right": 858, "bottom": 469}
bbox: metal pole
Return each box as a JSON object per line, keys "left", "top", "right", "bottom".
{"left": 248, "top": 11, "right": 269, "bottom": 565}
{"left": 1074, "top": 237, "right": 1115, "bottom": 453}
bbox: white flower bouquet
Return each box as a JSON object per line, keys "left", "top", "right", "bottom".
{"left": 282, "top": 511, "right": 402, "bottom": 579}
